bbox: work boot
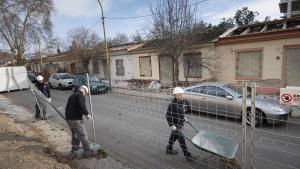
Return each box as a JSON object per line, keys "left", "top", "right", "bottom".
{"left": 185, "top": 152, "right": 195, "bottom": 162}
{"left": 35, "top": 115, "right": 41, "bottom": 120}
{"left": 82, "top": 149, "right": 93, "bottom": 158}
{"left": 71, "top": 147, "right": 79, "bottom": 154}
{"left": 166, "top": 146, "right": 178, "bottom": 155}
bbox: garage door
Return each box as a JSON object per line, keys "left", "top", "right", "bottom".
{"left": 286, "top": 48, "right": 300, "bottom": 86}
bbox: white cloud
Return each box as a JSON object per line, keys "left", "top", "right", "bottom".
{"left": 208, "top": 0, "right": 281, "bottom": 24}
{"left": 53, "top": 0, "right": 118, "bottom": 18}
{"left": 203, "top": 12, "right": 218, "bottom": 17}
{"left": 54, "top": 0, "right": 98, "bottom": 18}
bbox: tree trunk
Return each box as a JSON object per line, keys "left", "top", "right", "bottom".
{"left": 16, "top": 53, "right": 24, "bottom": 66}
{"left": 174, "top": 58, "right": 180, "bottom": 86}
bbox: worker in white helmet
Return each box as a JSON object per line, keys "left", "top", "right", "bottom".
{"left": 65, "top": 85, "right": 93, "bottom": 158}
{"left": 165, "top": 87, "right": 194, "bottom": 161}
{"left": 35, "top": 75, "right": 51, "bottom": 120}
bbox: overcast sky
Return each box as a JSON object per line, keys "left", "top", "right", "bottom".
{"left": 52, "top": 0, "right": 282, "bottom": 45}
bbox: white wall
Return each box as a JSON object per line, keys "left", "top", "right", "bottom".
{"left": 131, "top": 52, "right": 160, "bottom": 80}
{"left": 110, "top": 55, "right": 133, "bottom": 80}
{"left": 216, "top": 38, "right": 300, "bottom": 84}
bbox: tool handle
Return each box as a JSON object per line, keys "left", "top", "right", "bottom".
{"left": 186, "top": 120, "right": 199, "bottom": 133}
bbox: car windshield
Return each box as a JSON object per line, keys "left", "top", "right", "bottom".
{"left": 223, "top": 85, "right": 242, "bottom": 98}
{"left": 89, "top": 76, "right": 100, "bottom": 82}
{"left": 58, "top": 74, "right": 72, "bottom": 79}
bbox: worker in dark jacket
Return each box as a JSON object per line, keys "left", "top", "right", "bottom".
{"left": 65, "top": 85, "right": 92, "bottom": 158}
{"left": 35, "top": 75, "right": 51, "bottom": 120}
{"left": 166, "top": 87, "right": 194, "bottom": 161}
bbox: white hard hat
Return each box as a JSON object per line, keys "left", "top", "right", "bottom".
{"left": 80, "top": 85, "right": 89, "bottom": 94}
{"left": 173, "top": 87, "right": 184, "bottom": 95}
{"left": 37, "top": 75, "right": 44, "bottom": 81}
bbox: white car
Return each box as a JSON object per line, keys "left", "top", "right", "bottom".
{"left": 48, "top": 73, "right": 73, "bottom": 90}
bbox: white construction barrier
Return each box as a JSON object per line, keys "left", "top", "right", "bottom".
{"left": 0, "top": 66, "right": 29, "bottom": 92}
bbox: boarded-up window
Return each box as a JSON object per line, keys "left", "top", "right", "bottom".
{"left": 93, "top": 61, "right": 99, "bottom": 74}
{"left": 184, "top": 53, "right": 202, "bottom": 78}
{"left": 116, "top": 59, "right": 124, "bottom": 76}
{"left": 286, "top": 48, "right": 300, "bottom": 86}
{"left": 139, "top": 56, "right": 152, "bottom": 77}
{"left": 236, "top": 50, "right": 262, "bottom": 80}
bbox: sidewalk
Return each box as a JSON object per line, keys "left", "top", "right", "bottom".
{"left": 0, "top": 94, "right": 132, "bottom": 169}
{"left": 112, "top": 88, "right": 172, "bottom": 101}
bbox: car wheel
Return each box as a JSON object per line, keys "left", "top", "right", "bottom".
{"left": 246, "top": 109, "right": 263, "bottom": 127}
{"left": 58, "top": 84, "right": 63, "bottom": 90}
{"left": 184, "top": 100, "right": 192, "bottom": 114}
{"left": 49, "top": 83, "right": 53, "bottom": 89}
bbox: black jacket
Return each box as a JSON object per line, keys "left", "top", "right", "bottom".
{"left": 166, "top": 98, "right": 185, "bottom": 128}
{"left": 65, "top": 91, "right": 89, "bottom": 120}
{"left": 35, "top": 82, "right": 51, "bottom": 98}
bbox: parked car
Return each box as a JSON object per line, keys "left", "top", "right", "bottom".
{"left": 48, "top": 73, "right": 73, "bottom": 90}
{"left": 183, "top": 82, "right": 292, "bottom": 127}
{"left": 27, "top": 71, "right": 36, "bottom": 83}
{"left": 72, "top": 74, "right": 108, "bottom": 94}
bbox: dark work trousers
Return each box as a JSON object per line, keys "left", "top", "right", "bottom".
{"left": 67, "top": 120, "right": 91, "bottom": 154}
{"left": 167, "top": 129, "right": 188, "bottom": 156}
{"left": 35, "top": 104, "right": 47, "bottom": 118}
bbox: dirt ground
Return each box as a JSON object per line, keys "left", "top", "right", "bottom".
{"left": 0, "top": 114, "right": 72, "bottom": 169}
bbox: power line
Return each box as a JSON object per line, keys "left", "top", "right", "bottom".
{"left": 87, "top": 18, "right": 102, "bottom": 31}
{"left": 105, "top": 0, "right": 208, "bottom": 20}
{"left": 53, "top": 0, "right": 208, "bottom": 45}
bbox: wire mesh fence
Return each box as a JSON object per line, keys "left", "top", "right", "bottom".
{"left": 88, "top": 78, "right": 246, "bottom": 169}
{"left": 27, "top": 78, "right": 69, "bottom": 131}
{"left": 27, "top": 73, "right": 300, "bottom": 169}
{"left": 249, "top": 85, "right": 300, "bottom": 169}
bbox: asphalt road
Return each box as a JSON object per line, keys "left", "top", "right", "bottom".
{"left": 3, "top": 89, "right": 300, "bottom": 169}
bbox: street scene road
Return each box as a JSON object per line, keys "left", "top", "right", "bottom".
{"left": 4, "top": 89, "right": 300, "bottom": 169}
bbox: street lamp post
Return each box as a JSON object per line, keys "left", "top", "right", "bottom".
{"left": 96, "top": 0, "right": 111, "bottom": 87}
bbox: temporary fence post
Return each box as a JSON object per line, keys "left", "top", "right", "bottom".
{"left": 250, "top": 82, "right": 256, "bottom": 169}
{"left": 86, "top": 73, "right": 97, "bottom": 144}
{"left": 242, "top": 81, "right": 247, "bottom": 169}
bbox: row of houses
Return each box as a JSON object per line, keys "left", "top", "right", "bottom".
{"left": 27, "top": 16, "right": 300, "bottom": 94}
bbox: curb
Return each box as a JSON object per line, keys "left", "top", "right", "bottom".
{"left": 111, "top": 89, "right": 171, "bottom": 101}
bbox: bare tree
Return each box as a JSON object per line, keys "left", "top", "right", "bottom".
{"left": 131, "top": 30, "right": 143, "bottom": 42}
{"left": 44, "top": 35, "right": 65, "bottom": 56}
{"left": 109, "top": 33, "right": 129, "bottom": 46}
{"left": 67, "top": 26, "right": 100, "bottom": 49}
{"left": 150, "top": 0, "right": 196, "bottom": 83}
{"left": 183, "top": 46, "right": 221, "bottom": 81}
{"left": 0, "top": 0, "right": 55, "bottom": 65}
{"left": 67, "top": 26, "right": 101, "bottom": 72}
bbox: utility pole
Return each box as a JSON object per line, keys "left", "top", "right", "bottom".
{"left": 97, "top": 0, "right": 111, "bottom": 87}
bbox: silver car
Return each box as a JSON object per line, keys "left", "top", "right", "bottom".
{"left": 183, "top": 83, "right": 291, "bottom": 126}
{"left": 48, "top": 73, "right": 73, "bottom": 90}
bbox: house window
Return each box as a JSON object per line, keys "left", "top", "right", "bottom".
{"left": 116, "top": 59, "right": 124, "bottom": 76}
{"left": 139, "top": 56, "right": 152, "bottom": 77}
{"left": 184, "top": 52, "right": 202, "bottom": 78}
{"left": 236, "top": 50, "right": 263, "bottom": 80}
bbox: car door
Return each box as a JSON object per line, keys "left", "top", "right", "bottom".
{"left": 184, "top": 86, "right": 208, "bottom": 112}
{"left": 206, "top": 86, "right": 239, "bottom": 118}
{"left": 53, "top": 74, "right": 59, "bottom": 88}
{"left": 49, "top": 75, "right": 54, "bottom": 85}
